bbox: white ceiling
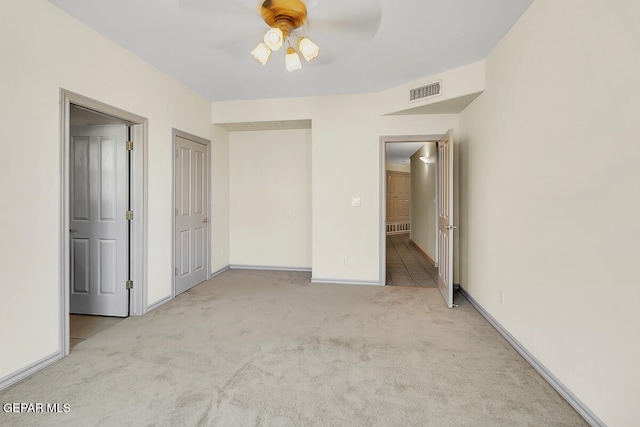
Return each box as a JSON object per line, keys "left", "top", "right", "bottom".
{"left": 49, "top": 0, "right": 533, "bottom": 103}
{"left": 386, "top": 142, "right": 427, "bottom": 165}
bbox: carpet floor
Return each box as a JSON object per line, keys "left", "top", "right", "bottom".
{"left": 0, "top": 270, "right": 586, "bottom": 426}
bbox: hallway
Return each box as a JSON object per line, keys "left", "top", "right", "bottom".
{"left": 386, "top": 233, "right": 438, "bottom": 287}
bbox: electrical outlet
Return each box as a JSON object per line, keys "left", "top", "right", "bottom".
{"left": 499, "top": 291, "right": 505, "bottom": 305}
{"left": 343, "top": 256, "right": 348, "bottom": 265}
{"left": 287, "top": 211, "right": 292, "bottom": 219}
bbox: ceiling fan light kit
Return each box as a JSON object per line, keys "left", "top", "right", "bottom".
{"left": 251, "top": 0, "right": 319, "bottom": 71}
{"left": 285, "top": 46, "right": 302, "bottom": 71}
{"left": 298, "top": 36, "right": 319, "bottom": 62}
{"left": 263, "top": 27, "right": 284, "bottom": 51}
{"left": 251, "top": 42, "right": 272, "bottom": 65}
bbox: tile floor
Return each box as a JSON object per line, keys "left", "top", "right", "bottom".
{"left": 386, "top": 233, "right": 438, "bottom": 287}
{"left": 69, "top": 314, "right": 125, "bottom": 351}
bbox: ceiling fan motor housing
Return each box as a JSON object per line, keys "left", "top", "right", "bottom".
{"left": 261, "top": 0, "right": 307, "bottom": 36}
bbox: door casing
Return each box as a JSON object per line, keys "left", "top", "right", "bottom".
{"left": 60, "top": 89, "right": 148, "bottom": 356}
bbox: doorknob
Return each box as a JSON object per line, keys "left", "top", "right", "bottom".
{"left": 69, "top": 228, "right": 76, "bottom": 233}
{"left": 203, "top": 218, "right": 209, "bottom": 223}
{"left": 444, "top": 225, "right": 457, "bottom": 230}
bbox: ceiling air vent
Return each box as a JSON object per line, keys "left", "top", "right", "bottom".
{"left": 409, "top": 81, "right": 441, "bottom": 103}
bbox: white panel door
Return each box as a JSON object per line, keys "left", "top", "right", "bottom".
{"left": 437, "top": 131, "right": 455, "bottom": 308}
{"left": 175, "top": 136, "right": 209, "bottom": 295}
{"left": 70, "top": 125, "right": 128, "bottom": 316}
{"left": 386, "top": 172, "right": 411, "bottom": 223}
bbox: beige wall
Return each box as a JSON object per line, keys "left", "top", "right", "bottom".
{"left": 0, "top": 1, "right": 226, "bottom": 380}
{"left": 229, "top": 129, "right": 312, "bottom": 269}
{"left": 213, "top": 97, "right": 461, "bottom": 283}
{"left": 211, "top": 125, "right": 231, "bottom": 273}
{"left": 459, "top": 0, "right": 640, "bottom": 425}
{"left": 409, "top": 143, "right": 437, "bottom": 260}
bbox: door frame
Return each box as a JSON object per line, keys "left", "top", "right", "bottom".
{"left": 379, "top": 134, "right": 443, "bottom": 286}
{"left": 171, "top": 129, "right": 212, "bottom": 298}
{"left": 59, "top": 89, "right": 148, "bottom": 356}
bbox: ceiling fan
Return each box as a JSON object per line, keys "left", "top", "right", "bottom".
{"left": 179, "top": 0, "right": 382, "bottom": 70}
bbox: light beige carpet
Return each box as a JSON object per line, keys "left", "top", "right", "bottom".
{"left": 0, "top": 270, "right": 586, "bottom": 426}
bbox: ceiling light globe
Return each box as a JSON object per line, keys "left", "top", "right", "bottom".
{"left": 264, "top": 28, "right": 284, "bottom": 51}
{"left": 251, "top": 42, "right": 272, "bottom": 65}
{"left": 298, "top": 37, "right": 319, "bottom": 62}
{"left": 285, "top": 47, "right": 302, "bottom": 72}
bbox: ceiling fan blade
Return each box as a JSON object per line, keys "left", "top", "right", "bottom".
{"left": 306, "top": 14, "right": 381, "bottom": 40}
{"left": 305, "top": 0, "right": 382, "bottom": 40}
{"left": 209, "top": 44, "right": 247, "bottom": 60}
{"left": 179, "top": 0, "right": 260, "bottom": 16}
{"left": 180, "top": 0, "right": 264, "bottom": 45}
{"left": 291, "top": 0, "right": 381, "bottom": 66}
{"left": 208, "top": 33, "right": 265, "bottom": 59}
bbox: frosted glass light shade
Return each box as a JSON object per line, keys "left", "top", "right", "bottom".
{"left": 298, "top": 37, "right": 319, "bottom": 62}
{"left": 285, "top": 47, "right": 302, "bottom": 71}
{"left": 251, "top": 42, "right": 272, "bottom": 65}
{"left": 264, "top": 28, "right": 284, "bottom": 51}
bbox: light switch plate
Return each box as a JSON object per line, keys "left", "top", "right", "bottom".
{"left": 351, "top": 197, "right": 361, "bottom": 207}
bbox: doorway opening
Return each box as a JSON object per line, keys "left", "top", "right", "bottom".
{"left": 383, "top": 139, "right": 438, "bottom": 288}
{"left": 379, "top": 135, "right": 442, "bottom": 287}
{"left": 379, "top": 130, "right": 457, "bottom": 308}
{"left": 60, "top": 90, "right": 148, "bottom": 355}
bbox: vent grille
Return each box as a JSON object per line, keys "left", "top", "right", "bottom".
{"left": 410, "top": 81, "right": 441, "bottom": 102}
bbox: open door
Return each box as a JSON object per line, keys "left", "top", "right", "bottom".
{"left": 437, "top": 130, "right": 455, "bottom": 308}
{"left": 70, "top": 124, "right": 129, "bottom": 317}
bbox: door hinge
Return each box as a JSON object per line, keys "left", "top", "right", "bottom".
{"left": 126, "top": 210, "right": 133, "bottom": 221}
{"left": 175, "top": 267, "right": 178, "bottom": 276}
{"left": 126, "top": 140, "right": 134, "bottom": 151}
{"left": 126, "top": 280, "right": 133, "bottom": 289}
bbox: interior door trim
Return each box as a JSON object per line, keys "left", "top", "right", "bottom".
{"left": 171, "top": 129, "right": 212, "bottom": 298}
{"left": 59, "top": 89, "right": 148, "bottom": 357}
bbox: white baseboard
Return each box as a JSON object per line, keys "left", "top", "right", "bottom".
{"left": 0, "top": 351, "right": 61, "bottom": 392}
{"left": 145, "top": 294, "right": 172, "bottom": 313}
{"left": 230, "top": 264, "right": 312, "bottom": 272}
{"left": 458, "top": 287, "right": 604, "bottom": 427}
{"left": 210, "top": 265, "right": 230, "bottom": 278}
{"left": 311, "top": 278, "right": 384, "bottom": 286}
